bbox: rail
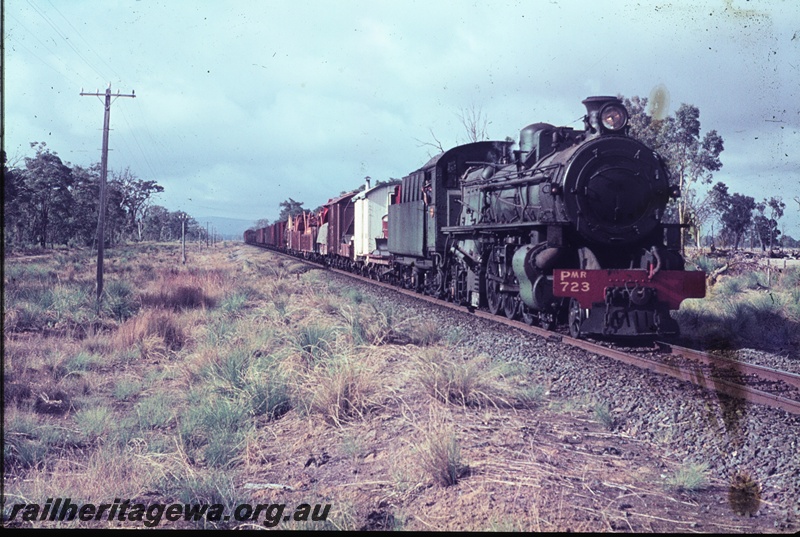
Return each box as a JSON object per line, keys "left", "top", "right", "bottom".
{"left": 248, "top": 244, "right": 800, "bottom": 416}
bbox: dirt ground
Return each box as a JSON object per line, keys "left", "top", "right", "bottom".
{"left": 234, "top": 346, "right": 792, "bottom": 533}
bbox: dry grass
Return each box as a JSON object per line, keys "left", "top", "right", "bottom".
{"left": 4, "top": 244, "right": 790, "bottom": 532}
{"left": 412, "top": 416, "right": 468, "bottom": 487}
{"left": 676, "top": 262, "right": 800, "bottom": 354}
{"left": 291, "top": 353, "right": 383, "bottom": 426}
{"left": 106, "top": 309, "right": 189, "bottom": 359}
{"left": 139, "top": 271, "right": 222, "bottom": 310}
{"left": 416, "top": 348, "right": 517, "bottom": 408}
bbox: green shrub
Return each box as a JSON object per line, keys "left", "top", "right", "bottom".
{"left": 298, "top": 355, "right": 378, "bottom": 426}
{"left": 135, "top": 392, "right": 177, "bottom": 430}
{"left": 692, "top": 255, "right": 726, "bottom": 274}
{"left": 415, "top": 423, "right": 467, "bottom": 487}
{"left": 103, "top": 280, "right": 139, "bottom": 321}
{"left": 180, "top": 393, "right": 250, "bottom": 467}
{"left": 667, "top": 462, "right": 708, "bottom": 491}
{"left": 50, "top": 285, "right": 94, "bottom": 325}
{"left": 4, "top": 412, "right": 50, "bottom": 470}
{"left": 593, "top": 401, "right": 616, "bottom": 430}
{"left": 344, "top": 288, "right": 365, "bottom": 305}
{"left": 294, "top": 323, "right": 337, "bottom": 364}
{"left": 74, "top": 405, "right": 114, "bottom": 440}
{"left": 714, "top": 276, "right": 743, "bottom": 297}
{"left": 64, "top": 351, "right": 105, "bottom": 374}
{"left": 112, "top": 378, "right": 143, "bottom": 402}
{"left": 417, "top": 349, "right": 506, "bottom": 408}
{"left": 219, "top": 290, "right": 250, "bottom": 316}
{"left": 245, "top": 372, "right": 291, "bottom": 419}
{"left": 204, "top": 349, "right": 252, "bottom": 392}
{"left": 406, "top": 319, "right": 442, "bottom": 346}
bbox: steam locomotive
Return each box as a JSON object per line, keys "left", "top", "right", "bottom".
{"left": 246, "top": 96, "right": 705, "bottom": 338}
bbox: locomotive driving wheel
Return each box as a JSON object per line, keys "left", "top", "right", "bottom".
{"left": 568, "top": 298, "right": 585, "bottom": 339}
{"left": 503, "top": 294, "right": 518, "bottom": 320}
{"left": 502, "top": 268, "right": 521, "bottom": 320}
{"left": 485, "top": 259, "right": 502, "bottom": 315}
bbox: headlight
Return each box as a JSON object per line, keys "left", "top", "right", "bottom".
{"left": 600, "top": 104, "right": 627, "bottom": 131}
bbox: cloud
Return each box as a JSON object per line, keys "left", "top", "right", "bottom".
{"left": 5, "top": 0, "right": 799, "bottom": 234}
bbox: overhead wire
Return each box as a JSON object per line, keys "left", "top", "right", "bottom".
{"left": 45, "top": 0, "right": 124, "bottom": 84}
{"left": 13, "top": 1, "right": 235, "bottom": 220}
{"left": 5, "top": 13, "right": 87, "bottom": 89}
{"left": 16, "top": 0, "right": 166, "bottom": 188}
{"left": 25, "top": 0, "right": 109, "bottom": 83}
{"left": 116, "top": 106, "right": 159, "bottom": 182}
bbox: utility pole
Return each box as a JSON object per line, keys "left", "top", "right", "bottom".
{"left": 206, "top": 222, "right": 210, "bottom": 248}
{"left": 81, "top": 84, "right": 135, "bottom": 302}
{"left": 180, "top": 213, "right": 187, "bottom": 264}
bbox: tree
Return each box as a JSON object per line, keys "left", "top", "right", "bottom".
{"left": 458, "top": 104, "right": 489, "bottom": 143}
{"left": 709, "top": 182, "right": 755, "bottom": 250}
{"left": 142, "top": 205, "right": 171, "bottom": 241}
{"left": 23, "top": 142, "right": 74, "bottom": 248}
{"left": 753, "top": 197, "right": 785, "bottom": 252}
{"left": 623, "top": 97, "right": 725, "bottom": 250}
{"left": 69, "top": 164, "right": 102, "bottom": 246}
{"left": 278, "top": 198, "right": 305, "bottom": 222}
{"left": 417, "top": 129, "right": 445, "bottom": 154}
{"left": 781, "top": 234, "right": 799, "bottom": 248}
{"left": 112, "top": 167, "right": 164, "bottom": 241}
{"left": 104, "top": 179, "right": 130, "bottom": 247}
{"left": 417, "top": 104, "right": 490, "bottom": 156}
{"left": 3, "top": 153, "right": 30, "bottom": 249}
{"left": 681, "top": 187, "right": 716, "bottom": 249}
{"left": 251, "top": 218, "right": 270, "bottom": 231}
{"left": 4, "top": 143, "right": 209, "bottom": 248}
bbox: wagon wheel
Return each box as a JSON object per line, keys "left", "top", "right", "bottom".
{"left": 485, "top": 260, "right": 502, "bottom": 315}
{"left": 401, "top": 268, "right": 413, "bottom": 289}
{"left": 437, "top": 266, "right": 448, "bottom": 299}
{"left": 568, "top": 298, "right": 585, "bottom": 339}
{"left": 411, "top": 268, "right": 423, "bottom": 293}
{"left": 427, "top": 266, "right": 447, "bottom": 299}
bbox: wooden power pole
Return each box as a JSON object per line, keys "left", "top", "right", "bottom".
{"left": 180, "top": 213, "right": 187, "bottom": 264}
{"left": 81, "top": 84, "right": 135, "bottom": 302}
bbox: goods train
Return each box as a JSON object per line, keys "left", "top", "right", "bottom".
{"left": 245, "top": 96, "right": 705, "bottom": 338}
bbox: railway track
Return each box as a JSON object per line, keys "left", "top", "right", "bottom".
{"left": 652, "top": 341, "right": 800, "bottom": 416}
{"left": 256, "top": 246, "right": 800, "bottom": 416}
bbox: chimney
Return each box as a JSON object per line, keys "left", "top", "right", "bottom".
{"left": 365, "top": 176, "right": 371, "bottom": 190}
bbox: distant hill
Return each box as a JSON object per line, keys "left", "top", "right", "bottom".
{"left": 196, "top": 216, "right": 256, "bottom": 241}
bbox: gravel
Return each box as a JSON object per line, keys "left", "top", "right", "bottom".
{"left": 327, "top": 271, "right": 800, "bottom": 526}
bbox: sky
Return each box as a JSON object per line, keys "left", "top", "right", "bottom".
{"left": 4, "top": 0, "right": 800, "bottom": 237}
